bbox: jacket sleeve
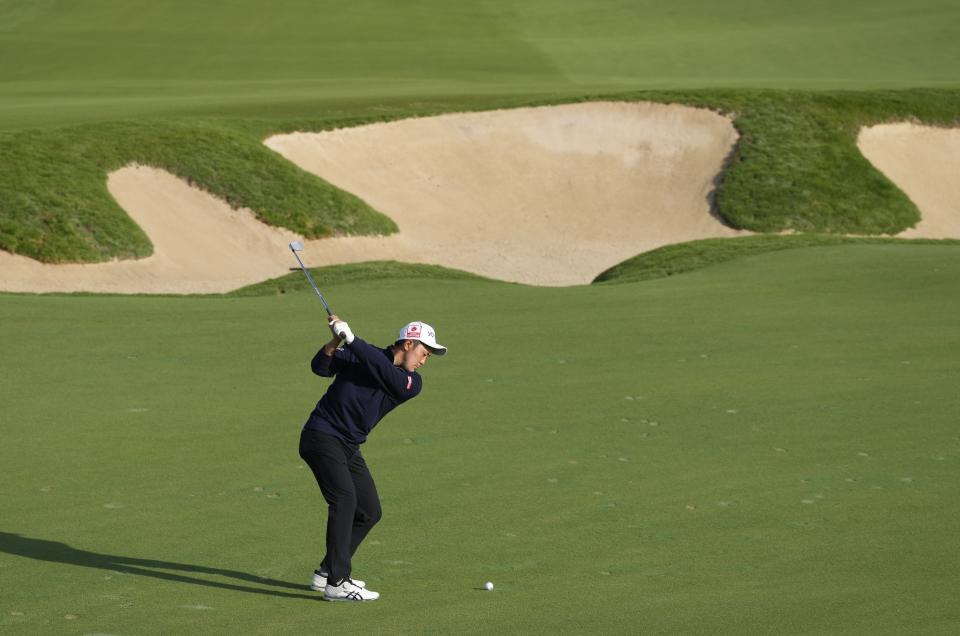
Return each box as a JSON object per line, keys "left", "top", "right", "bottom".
{"left": 311, "top": 347, "right": 346, "bottom": 377}
{"left": 345, "top": 337, "right": 422, "bottom": 402}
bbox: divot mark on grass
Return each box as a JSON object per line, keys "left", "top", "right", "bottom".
{"left": 179, "top": 605, "right": 214, "bottom": 610}
{"left": 103, "top": 502, "right": 124, "bottom": 509}
{"left": 547, "top": 478, "right": 558, "bottom": 483}
{"left": 801, "top": 499, "right": 816, "bottom": 504}
{"left": 128, "top": 408, "right": 148, "bottom": 413}
{"left": 900, "top": 477, "right": 914, "bottom": 483}
{"left": 857, "top": 452, "right": 870, "bottom": 457}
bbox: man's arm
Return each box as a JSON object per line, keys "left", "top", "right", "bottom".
{"left": 345, "top": 337, "right": 422, "bottom": 402}
{"left": 311, "top": 335, "right": 345, "bottom": 377}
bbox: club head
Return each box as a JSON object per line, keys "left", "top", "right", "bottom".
{"left": 289, "top": 241, "right": 304, "bottom": 252}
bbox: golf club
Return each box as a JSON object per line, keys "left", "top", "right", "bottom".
{"left": 288, "top": 241, "right": 333, "bottom": 316}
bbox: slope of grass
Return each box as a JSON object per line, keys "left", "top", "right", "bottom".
{"left": 2, "top": 245, "right": 959, "bottom": 633}
{"left": 594, "top": 235, "right": 960, "bottom": 284}
{"left": 0, "top": 119, "right": 395, "bottom": 263}
{"left": 227, "top": 261, "right": 490, "bottom": 298}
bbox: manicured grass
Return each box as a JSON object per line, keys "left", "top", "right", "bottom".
{"left": 2, "top": 245, "right": 959, "bottom": 633}
{"left": 2, "top": 0, "right": 959, "bottom": 130}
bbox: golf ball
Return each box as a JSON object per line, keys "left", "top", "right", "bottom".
{"left": 485, "top": 581, "right": 494, "bottom": 591}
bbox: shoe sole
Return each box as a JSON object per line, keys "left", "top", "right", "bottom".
{"left": 322, "top": 596, "right": 379, "bottom": 602}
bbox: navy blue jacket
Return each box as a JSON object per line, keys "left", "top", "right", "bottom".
{"left": 304, "top": 337, "right": 422, "bottom": 445}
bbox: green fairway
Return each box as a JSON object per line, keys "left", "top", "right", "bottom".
{"left": 2, "top": 244, "right": 959, "bottom": 633}
{"left": 2, "top": 0, "right": 959, "bottom": 130}
{"left": 3, "top": 0, "right": 960, "bottom": 631}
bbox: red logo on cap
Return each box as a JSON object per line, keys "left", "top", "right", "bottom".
{"left": 406, "top": 324, "right": 421, "bottom": 337}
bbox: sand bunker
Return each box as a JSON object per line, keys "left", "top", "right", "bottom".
{"left": 0, "top": 166, "right": 301, "bottom": 294}
{"left": 265, "top": 102, "right": 746, "bottom": 286}
{"left": 1, "top": 101, "right": 750, "bottom": 293}
{"left": 858, "top": 123, "right": 960, "bottom": 239}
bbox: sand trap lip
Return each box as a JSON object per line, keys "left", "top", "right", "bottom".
{"left": 858, "top": 123, "right": 960, "bottom": 239}
{"left": 1, "top": 101, "right": 749, "bottom": 294}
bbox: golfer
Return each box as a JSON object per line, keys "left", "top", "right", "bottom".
{"left": 299, "top": 315, "right": 446, "bottom": 602}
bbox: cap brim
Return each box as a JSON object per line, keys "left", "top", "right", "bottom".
{"left": 425, "top": 344, "right": 447, "bottom": 356}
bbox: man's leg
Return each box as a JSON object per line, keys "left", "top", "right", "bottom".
{"left": 347, "top": 450, "right": 382, "bottom": 557}
{"left": 299, "top": 430, "right": 357, "bottom": 585}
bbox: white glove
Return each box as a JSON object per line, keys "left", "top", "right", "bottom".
{"left": 330, "top": 319, "right": 355, "bottom": 344}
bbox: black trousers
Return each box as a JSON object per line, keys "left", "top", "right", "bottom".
{"left": 298, "top": 429, "right": 382, "bottom": 586}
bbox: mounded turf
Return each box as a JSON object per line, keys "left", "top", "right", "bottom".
{"left": 2, "top": 0, "right": 960, "bottom": 264}
{"left": 3, "top": 89, "right": 960, "bottom": 264}
{"left": 2, "top": 245, "right": 959, "bottom": 633}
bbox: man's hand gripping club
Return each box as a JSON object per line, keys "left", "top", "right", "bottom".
{"left": 328, "top": 314, "right": 355, "bottom": 345}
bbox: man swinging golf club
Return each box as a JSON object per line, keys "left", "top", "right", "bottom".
{"left": 299, "top": 315, "right": 447, "bottom": 602}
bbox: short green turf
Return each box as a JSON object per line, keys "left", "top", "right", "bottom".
{"left": 2, "top": 245, "right": 959, "bottom": 634}
{"left": 2, "top": 0, "right": 959, "bottom": 129}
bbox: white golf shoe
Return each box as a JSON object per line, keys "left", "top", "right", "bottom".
{"left": 323, "top": 578, "right": 379, "bottom": 602}
{"left": 311, "top": 569, "right": 365, "bottom": 591}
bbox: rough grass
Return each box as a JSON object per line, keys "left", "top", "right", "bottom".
{"left": 0, "top": 119, "right": 395, "bottom": 263}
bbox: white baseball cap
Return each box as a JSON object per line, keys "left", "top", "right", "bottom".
{"left": 398, "top": 321, "right": 447, "bottom": 356}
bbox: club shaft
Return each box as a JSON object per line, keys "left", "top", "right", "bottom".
{"left": 290, "top": 248, "right": 332, "bottom": 316}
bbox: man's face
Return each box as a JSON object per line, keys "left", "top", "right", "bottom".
{"left": 399, "top": 340, "right": 432, "bottom": 372}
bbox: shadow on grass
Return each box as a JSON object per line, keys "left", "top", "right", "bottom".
{"left": 0, "top": 532, "right": 318, "bottom": 601}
